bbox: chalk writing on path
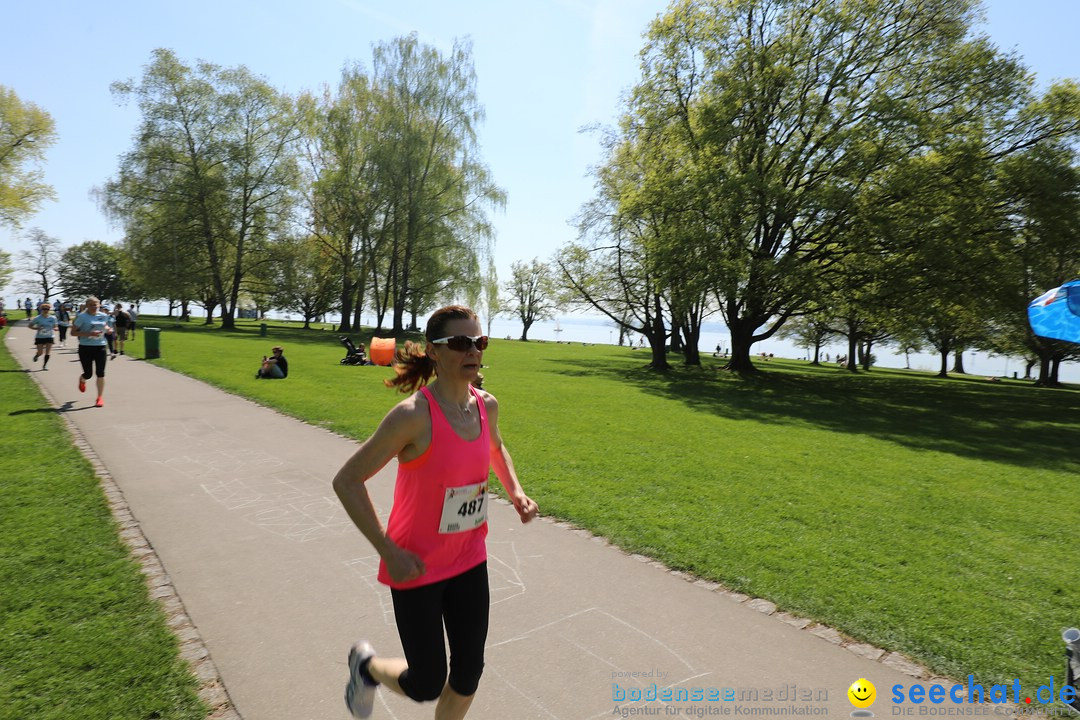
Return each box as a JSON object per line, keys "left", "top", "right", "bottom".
{"left": 115, "top": 420, "right": 355, "bottom": 542}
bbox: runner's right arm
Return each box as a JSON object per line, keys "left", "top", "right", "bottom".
{"left": 332, "top": 401, "right": 427, "bottom": 582}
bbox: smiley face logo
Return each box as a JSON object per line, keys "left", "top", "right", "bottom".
{"left": 848, "top": 678, "right": 876, "bottom": 709}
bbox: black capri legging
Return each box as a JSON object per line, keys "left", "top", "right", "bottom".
{"left": 78, "top": 345, "right": 108, "bottom": 379}
{"left": 390, "top": 561, "right": 489, "bottom": 702}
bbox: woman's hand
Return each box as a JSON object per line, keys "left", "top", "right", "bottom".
{"left": 512, "top": 493, "right": 539, "bottom": 524}
{"left": 382, "top": 542, "right": 426, "bottom": 583}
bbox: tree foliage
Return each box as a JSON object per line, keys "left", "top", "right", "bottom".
{"left": 57, "top": 241, "right": 130, "bottom": 302}
{"left": 104, "top": 49, "right": 302, "bottom": 329}
{"left": 0, "top": 249, "right": 12, "bottom": 293}
{"left": 564, "top": 0, "right": 1080, "bottom": 375}
{"left": 15, "top": 227, "right": 63, "bottom": 301}
{"left": 294, "top": 36, "right": 502, "bottom": 334}
{"left": 504, "top": 258, "right": 557, "bottom": 341}
{"left": 0, "top": 86, "right": 57, "bottom": 229}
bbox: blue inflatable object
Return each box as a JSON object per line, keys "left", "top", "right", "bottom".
{"left": 1028, "top": 279, "right": 1080, "bottom": 344}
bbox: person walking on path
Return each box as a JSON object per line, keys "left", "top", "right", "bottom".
{"left": 127, "top": 304, "right": 138, "bottom": 339}
{"left": 112, "top": 305, "right": 132, "bottom": 355}
{"left": 102, "top": 305, "right": 117, "bottom": 358}
{"left": 24, "top": 297, "right": 33, "bottom": 319}
{"left": 333, "top": 305, "right": 539, "bottom": 720}
{"left": 56, "top": 304, "right": 71, "bottom": 347}
{"left": 28, "top": 303, "right": 58, "bottom": 369}
{"left": 72, "top": 296, "right": 112, "bottom": 407}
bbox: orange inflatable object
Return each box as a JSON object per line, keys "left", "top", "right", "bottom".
{"left": 369, "top": 336, "right": 396, "bottom": 366}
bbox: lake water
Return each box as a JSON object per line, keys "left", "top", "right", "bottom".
{"left": 121, "top": 300, "right": 1079, "bottom": 384}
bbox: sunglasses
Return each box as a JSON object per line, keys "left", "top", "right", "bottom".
{"left": 431, "top": 335, "right": 488, "bottom": 352}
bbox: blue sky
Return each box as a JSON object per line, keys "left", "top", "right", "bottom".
{"left": 2, "top": 0, "right": 1079, "bottom": 291}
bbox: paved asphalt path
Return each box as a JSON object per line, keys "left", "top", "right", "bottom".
{"left": 6, "top": 323, "right": 927, "bottom": 720}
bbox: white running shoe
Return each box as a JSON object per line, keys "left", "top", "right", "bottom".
{"left": 345, "top": 641, "right": 377, "bottom": 718}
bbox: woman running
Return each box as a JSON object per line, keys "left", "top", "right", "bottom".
{"left": 333, "top": 305, "right": 538, "bottom": 720}
{"left": 56, "top": 303, "right": 72, "bottom": 347}
{"left": 29, "top": 303, "right": 58, "bottom": 369}
{"left": 71, "top": 296, "right": 113, "bottom": 407}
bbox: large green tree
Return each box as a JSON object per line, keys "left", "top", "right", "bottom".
{"left": 0, "top": 249, "right": 12, "bottom": 293}
{"left": 559, "top": 132, "right": 674, "bottom": 370}
{"left": 599, "top": 0, "right": 1080, "bottom": 372}
{"left": 15, "top": 227, "right": 63, "bottom": 301}
{"left": 989, "top": 143, "right": 1080, "bottom": 385}
{"left": 266, "top": 236, "right": 341, "bottom": 329}
{"left": 504, "top": 258, "right": 557, "bottom": 342}
{"left": 105, "top": 49, "right": 302, "bottom": 329}
{"left": 0, "top": 86, "right": 57, "bottom": 228}
{"left": 57, "top": 241, "right": 130, "bottom": 302}
{"left": 299, "top": 67, "right": 385, "bottom": 333}
{"left": 367, "top": 35, "right": 503, "bottom": 334}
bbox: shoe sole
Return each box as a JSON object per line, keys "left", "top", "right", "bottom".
{"left": 344, "top": 642, "right": 376, "bottom": 718}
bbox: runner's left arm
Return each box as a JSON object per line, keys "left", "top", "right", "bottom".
{"left": 484, "top": 392, "right": 539, "bottom": 524}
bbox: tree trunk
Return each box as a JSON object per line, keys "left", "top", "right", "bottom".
{"left": 938, "top": 349, "right": 949, "bottom": 378}
{"left": 520, "top": 318, "right": 533, "bottom": 341}
{"left": 352, "top": 276, "right": 366, "bottom": 334}
{"left": 811, "top": 342, "right": 821, "bottom": 365}
{"left": 670, "top": 320, "right": 683, "bottom": 353}
{"left": 1051, "top": 356, "right": 1062, "bottom": 385}
{"left": 220, "top": 306, "right": 235, "bottom": 329}
{"left": 646, "top": 292, "right": 670, "bottom": 370}
{"left": 649, "top": 339, "right": 669, "bottom": 369}
{"left": 338, "top": 275, "right": 355, "bottom": 333}
{"left": 203, "top": 301, "right": 217, "bottom": 325}
{"left": 952, "top": 350, "right": 966, "bottom": 374}
{"left": 846, "top": 332, "right": 858, "bottom": 373}
{"left": 681, "top": 322, "right": 701, "bottom": 366}
{"left": 1035, "top": 353, "right": 1053, "bottom": 386}
{"left": 725, "top": 321, "right": 757, "bottom": 373}
{"left": 861, "top": 340, "right": 873, "bottom": 371}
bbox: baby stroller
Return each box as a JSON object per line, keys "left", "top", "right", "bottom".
{"left": 339, "top": 336, "right": 372, "bottom": 365}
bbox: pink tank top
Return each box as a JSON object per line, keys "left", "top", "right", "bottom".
{"left": 377, "top": 385, "right": 490, "bottom": 590}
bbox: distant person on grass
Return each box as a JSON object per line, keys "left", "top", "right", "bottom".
{"left": 333, "top": 304, "right": 539, "bottom": 720}
{"left": 256, "top": 346, "right": 288, "bottom": 379}
{"left": 72, "top": 296, "right": 112, "bottom": 408}
{"left": 29, "top": 304, "right": 58, "bottom": 369}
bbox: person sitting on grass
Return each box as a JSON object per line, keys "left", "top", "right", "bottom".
{"left": 256, "top": 346, "right": 288, "bottom": 379}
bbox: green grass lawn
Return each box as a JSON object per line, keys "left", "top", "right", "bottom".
{"left": 82, "top": 317, "right": 1080, "bottom": 690}
{"left": 0, "top": 326, "right": 206, "bottom": 720}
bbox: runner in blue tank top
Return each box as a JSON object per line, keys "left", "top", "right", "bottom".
{"left": 71, "top": 296, "right": 113, "bottom": 407}
{"left": 29, "top": 304, "right": 58, "bottom": 369}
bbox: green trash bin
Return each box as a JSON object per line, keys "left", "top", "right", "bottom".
{"left": 144, "top": 328, "right": 161, "bottom": 359}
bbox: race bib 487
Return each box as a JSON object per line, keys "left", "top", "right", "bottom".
{"left": 438, "top": 482, "right": 488, "bottom": 534}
